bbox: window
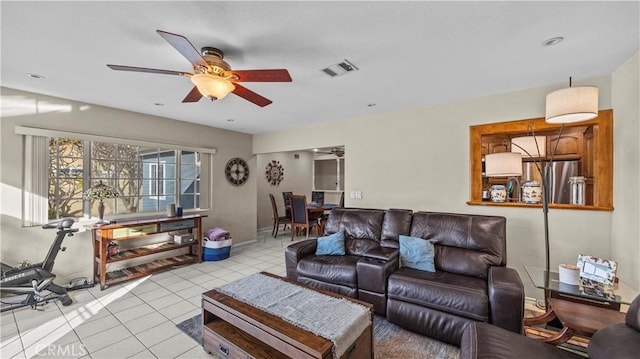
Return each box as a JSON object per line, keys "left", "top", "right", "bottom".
{"left": 148, "top": 163, "right": 166, "bottom": 199}
{"left": 48, "top": 138, "right": 202, "bottom": 219}
{"left": 468, "top": 109, "right": 613, "bottom": 210}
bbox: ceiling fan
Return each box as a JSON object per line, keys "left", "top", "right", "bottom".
{"left": 107, "top": 30, "right": 292, "bottom": 107}
{"left": 315, "top": 147, "right": 345, "bottom": 157}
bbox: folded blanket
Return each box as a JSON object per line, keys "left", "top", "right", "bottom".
{"left": 205, "top": 227, "right": 230, "bottom": 241}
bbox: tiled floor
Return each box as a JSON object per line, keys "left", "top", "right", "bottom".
{"left": 1, "top": 229, "right": 297, "bottom": 359}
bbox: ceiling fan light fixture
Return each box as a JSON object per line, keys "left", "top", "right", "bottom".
{"left": 545, "top": 86, "right": 598, "bottom": 124}
{"left": 190, "top": 73, "right": 235, "bottom": 100}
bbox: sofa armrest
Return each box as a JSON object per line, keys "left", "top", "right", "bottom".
{"left": 460, "top": 322, "right": 581, "bottom": 359}
{"left": 488, "top": 266, "right": 525, "bottom": 334}
{"left": 363, "top": 247, "right": 399, "bottom": 261}
{"left": 284, "top": 239, "right": 317, "bottom": 281}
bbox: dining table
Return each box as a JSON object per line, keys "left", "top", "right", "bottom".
{"left": 286, "top": 202, "right": 337, "bottom": 235}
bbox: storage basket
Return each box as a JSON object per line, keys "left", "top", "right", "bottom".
{"left": 202, "top": 238, "right": 232, "bottom": 261}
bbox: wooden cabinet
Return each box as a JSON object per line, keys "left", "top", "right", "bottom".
{"left": 482, "top": 134, "right": 511, "bottom": 155}
{"left": 547, "top": 132, "right": 583, "bottom": 159}
{"left": 91, "top": 214, "right": 206, "bottom": 289}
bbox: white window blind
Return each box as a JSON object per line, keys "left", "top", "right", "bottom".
{"left": 23, "top": 135, "right": 49, "bottom": 226}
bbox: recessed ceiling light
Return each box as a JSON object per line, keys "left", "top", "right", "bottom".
{"left": 27, "top": 73, "right": 45, "bottom": 79}
{"left": 542, "top": 37, "right": 564, "bottom": 47}
{"left": 313, "top": 148, "right": 319, "bottom": 152}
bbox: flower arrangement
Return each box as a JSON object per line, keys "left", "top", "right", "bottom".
{"left": 84, "top": 181, "right": 119, "bottom": 200}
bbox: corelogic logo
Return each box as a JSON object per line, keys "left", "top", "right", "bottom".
{"left": 35, "top": 343, "right": 88, "bottom": 357}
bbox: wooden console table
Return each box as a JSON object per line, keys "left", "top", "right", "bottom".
{"left": 91, "top": 214, "right": 206, "bottom": 289}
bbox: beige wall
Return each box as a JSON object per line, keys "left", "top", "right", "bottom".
{"left": 611, "top": 51, "right": 640, "bottom": 291}
{"left": 253, "top": 70, "right": 640, "bottom": 299}
{"left": 257, "top": 151, "right": 314, "bottom": 230}
{"left": 0, "top": 87, "right": 257, "bottom": 282}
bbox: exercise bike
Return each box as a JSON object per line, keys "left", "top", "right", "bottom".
{"left": 1, "top": 218, "right": 78, "bottom": 312}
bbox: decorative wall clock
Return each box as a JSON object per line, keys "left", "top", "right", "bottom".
{"left": 265, "top": 160, "right": 284, "bottom": 186}
{"left": 225, "top": 158, "right": 250, "bottom": 186}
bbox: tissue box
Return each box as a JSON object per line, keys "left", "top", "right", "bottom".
{"left": 202, "top": 238, "right": 232, "bottom": 261}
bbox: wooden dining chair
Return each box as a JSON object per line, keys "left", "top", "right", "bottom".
{"left": 282, "top": 191, "right": 293, "bottom": 221}
{"left": 290, "top": 194, "right": 320, "bottom": 241}
{"left": 311, "top": 191, "right": 325, "bottom": 205}
{"left": 269, "top": 194, "right": 291, "bottom": 238}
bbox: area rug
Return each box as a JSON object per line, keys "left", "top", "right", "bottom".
{"left": 177, "top": 314, "right": 459, "bottom": 359}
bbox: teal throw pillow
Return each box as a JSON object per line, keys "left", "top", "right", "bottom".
{"left": 399, "top": 235, "right": 436, "bottom": 272}
{"left": 316, "top": 231, "right": 345, "bottom": 256}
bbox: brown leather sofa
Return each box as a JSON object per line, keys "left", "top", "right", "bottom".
{"left": 460, "top": 294, "right": 640, "bottom": 359}
{"left": 285, "top": 208, "right": 412, "bottom": 315}
{"left": 285, "top": 208, "right": 525, "bottom": 345}
{"left": 385, "top": 211, "right": 524, "bottom": 345}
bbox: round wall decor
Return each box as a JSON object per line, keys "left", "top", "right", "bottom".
{"left": 265, "top": 160, "right": 284, "bottom": 186}
{"left": 225, "top": 158, "right": 250, "bottom": 186}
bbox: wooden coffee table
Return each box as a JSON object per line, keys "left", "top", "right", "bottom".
{"left": 201, "top": 272, "right": 373, "bottom": 359}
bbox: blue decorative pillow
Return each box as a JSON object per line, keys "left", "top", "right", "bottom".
{"left": 399, "top": 235, "right": 435, "bottom": 272}
{"left": 316, "top": 231, "right": 345, "bottom": 256}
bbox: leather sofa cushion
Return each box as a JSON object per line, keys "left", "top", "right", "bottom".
{"left": 625, "top": 293, "right": 640, "bottom": 331}
{"left": 588, "top": 323, "right": 640, "bottom": 359}
{"left": 410, "top": 212, "right": 506, "bottom": 278}
{"left": 297, "top": 255, "right": 360, "bottom": 287}
{"left": 589, "top": 294, "right": 640, "bottom": 359}
{"left": 388, "top": 267, "right": 489, "bottom": 322}
{"left": 380, "top": 209, "right": 413, "bottom": 246}
{"left": 324, "top": 208, "right": 385, "bottom": 256}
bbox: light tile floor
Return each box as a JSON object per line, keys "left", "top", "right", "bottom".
{"left": 1, "top": 229, "right": 299, "bottom": 359}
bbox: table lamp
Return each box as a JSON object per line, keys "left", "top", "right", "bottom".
{"left": 84, "top": 181, "right": 119, "bottom": 224}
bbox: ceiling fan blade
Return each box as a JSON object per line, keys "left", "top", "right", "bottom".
{"left": 182, "top": 86, "right": 203, "bottom": 103}
{"left": 107, "top": 64, "right": 190, "bottom": 76}
{"left": 229, "top": 69, "right": 292, "bottom": 82}
{"left": 232, "top": 84, "right": 272, "bottom": 107}
{"left": 156, "top": 30, "right": 208, "bottom": 68}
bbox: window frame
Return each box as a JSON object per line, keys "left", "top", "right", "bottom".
{"left": 17, "top": 126, "right": 215, "bottom": 224}
{"left": 468, "top": 109, "right": 613, "bottom": 211}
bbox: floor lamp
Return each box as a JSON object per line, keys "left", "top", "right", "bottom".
{"left": 485, "top": 78, "right": 599, "bottom": 309}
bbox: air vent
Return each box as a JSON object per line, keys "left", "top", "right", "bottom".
{"left": 321, "top": 59, "right": 358, "bottom": 77}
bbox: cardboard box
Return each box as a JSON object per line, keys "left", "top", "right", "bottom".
{"left": 173, "top": 233, "right": 194, "bottom": 245}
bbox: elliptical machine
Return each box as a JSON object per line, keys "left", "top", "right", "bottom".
{"left": 1, "top": 218, "right": 78, "bottom": 311}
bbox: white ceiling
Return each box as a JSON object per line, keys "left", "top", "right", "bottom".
{"left": 1, "top": 1, "right": 638, "bottom": 134}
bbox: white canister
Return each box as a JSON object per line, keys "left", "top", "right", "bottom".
{"left": 558, "top": 264, "right": 581, "bottom": 285}
{"left": 490, "top": 185, "right": 507, "bottom": 203}
{"left": 167, "top": 203, "right": 176, "bottom": 217}
{"left": 522, "top": 181, "right": 542, "bottom": 204}
{"left": 569, "top": 176, "right": 586, "bottom": 205}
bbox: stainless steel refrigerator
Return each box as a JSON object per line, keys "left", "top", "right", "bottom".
{"left": 522, "top": 160, "right": 580, "bottom": 204}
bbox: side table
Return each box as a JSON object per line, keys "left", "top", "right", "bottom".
{"left": 525, "top": 297, "right": 626, "bottom": 345}
{"left": 523, "top": 265, "right": 635, "bottom": 346}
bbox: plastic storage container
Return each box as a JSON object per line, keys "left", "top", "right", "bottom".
{"left": 202, "top": 238, "right": 232, "bottom": 261}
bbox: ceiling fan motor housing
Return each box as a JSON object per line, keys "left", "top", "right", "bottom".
{"left": 198, "top": 47, "right": 231, "bottom": 76}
